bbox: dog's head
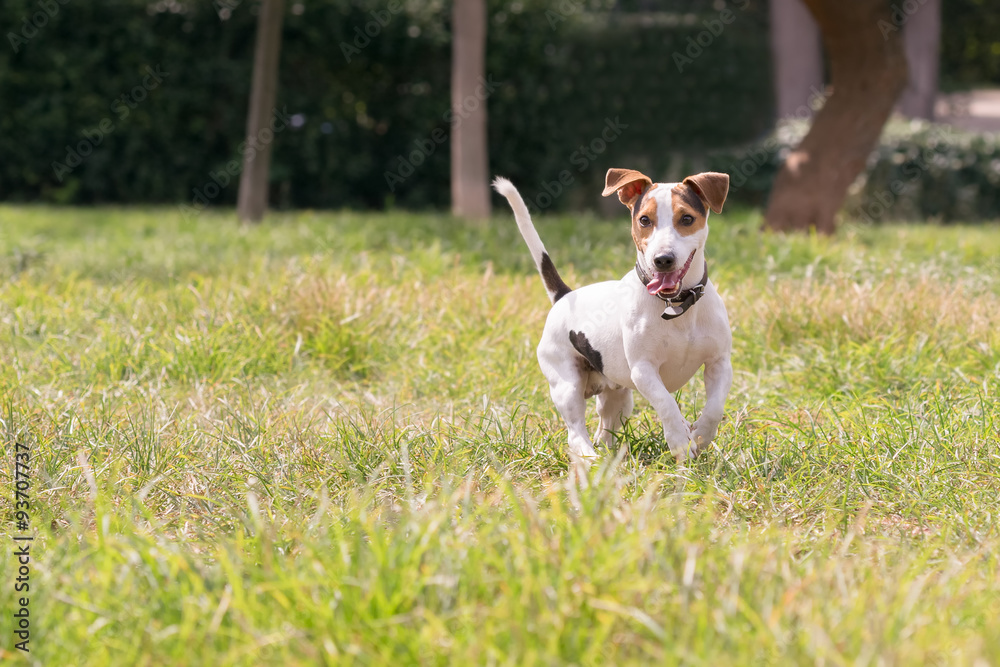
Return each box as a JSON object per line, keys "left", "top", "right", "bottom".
{"left": 602, "top": 168, "right": 729, "bottom": 298}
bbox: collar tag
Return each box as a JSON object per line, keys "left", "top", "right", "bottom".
{"left": 660, "top": 290, "right": 699, "bottom": 320}
{"left": 634, "top": 261, "right": 709, "bottom": 321}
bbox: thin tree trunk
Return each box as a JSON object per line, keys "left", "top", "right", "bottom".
{"left": 450, "top": 0, "right": 490, "bottom": 220}
{"left": 769, "top": 0, "right": 823, "bottom": 119}
{"left": 898, "top": 0, "right": 941, "bottom": 120}
{"left": 237, "top": 0, "right": 285, "bottom": 224}
{"left": 764, "top": 0, "right": 908, "bottom": 233}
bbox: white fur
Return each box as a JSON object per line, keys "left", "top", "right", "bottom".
{"left": 493, "top": 176, "right": 563, "bottom": 303}
{"left": 493, "top": 176, "right": 733, "bottom": 463}
{"left": 638, "top": 185, "right": 707, "bottom": 286}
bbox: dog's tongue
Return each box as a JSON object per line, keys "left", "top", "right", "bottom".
{"left": 646, "top": 270, "right": 683, "bottom": 296}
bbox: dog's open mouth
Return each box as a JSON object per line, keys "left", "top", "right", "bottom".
{"left": 645, "top": 250, "right": 696, "bottom": 298}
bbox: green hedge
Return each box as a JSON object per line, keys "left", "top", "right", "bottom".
{"left": 2, "top": 0, "right": 993, "bottom": 217}
{"left": 0, "top": 0, "right": 772, "bottom": 210}
{"left": 852, "top": 120, "right": 1000, "bottom": 222}
{"left": 940, "top": 0, "right": 1000, "bottom": 88}
{"left": 708, "top": 118, "right": 1000, "bottom": 222}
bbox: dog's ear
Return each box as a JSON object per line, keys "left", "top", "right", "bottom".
{"left": 682, "top": 172, "right": 729, "bottom": 215}
{"left": 603, "top": 168, "right": 652, "bottom": 209}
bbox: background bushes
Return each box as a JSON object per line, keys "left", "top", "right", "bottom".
{"left": 939, "top": 0, "right": 1000, "bottom": 89}
{"left": 707, "top": 119, "right": 1000, "bottom": 222}
{"left": 0, "top": 0, "right": 772, "bottom": 210}
{"left": 853, "top": 120, "right": 1000, "bottom": 222}
{"left": 0, "top": 0, "right": 996, "bottom": 220}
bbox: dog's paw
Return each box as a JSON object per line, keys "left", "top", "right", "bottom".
{"left": 690, "top": 418, "right": 719, "bottom": 450}
{"left": 665, "top": 423, "right": 696, "bottom": 461}
{"left": 568, "top": 439, "right": 599, "bottom": 465}
{"left": 671, "top": 441, "right": 699, "bottom": 462}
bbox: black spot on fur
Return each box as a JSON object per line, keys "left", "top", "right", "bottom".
{"left": 540, "top": 252, "right": 572, "bottom": 302}
{"left": 677, "top": 185, "right": 707, "bottom": 218}
{"left": 569, "top": 330, "right": 603, "bottom": 374}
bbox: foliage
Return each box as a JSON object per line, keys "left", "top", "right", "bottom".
{"left": 0, "top": 0, "right": 996, "bottom": 217}
{"left": 0, "top": 0, "right": 771, "bottom": 210}
{"left": 939, "top": 0, "right": 1000, "bottom": 88}
{"left": 1, "top": 206, "right": 1000, "bottom": 663}
{"left": 851, "top": 119, "right": 1000, "bottom": 222}
{"left": 484, "top": 0, "right": 773, "bottom": 211}
{"left": 709, "top": 117, "right": 1000, "bottom": 222}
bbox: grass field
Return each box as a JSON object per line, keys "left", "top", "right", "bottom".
{"left": 1, "top": 205, "right": 999, "bottom": 665}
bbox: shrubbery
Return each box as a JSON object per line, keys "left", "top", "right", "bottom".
{"left": 708, "top": 118, "right": 1000, "bottom": 223}
{"left": 940, "top": 0, "right": 1000, "bottom": 88}
{"left": 1, "top": 0, "right": 996, "bottom": 220}
{"left": 852, "top": 120, "right": 1000, "bottom": 223}
{"left": 0, "top": 0, "right": 771, "bottom": 211}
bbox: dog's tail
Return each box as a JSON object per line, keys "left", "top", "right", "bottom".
{"left": 492, "top": 176, "right": 572, "bottom": 304}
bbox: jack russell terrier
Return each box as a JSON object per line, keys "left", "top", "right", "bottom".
{"left": 493, "top": 169, "right": 733, "bottom": 462}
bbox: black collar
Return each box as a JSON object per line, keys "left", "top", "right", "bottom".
{"left": 634, "top": 261, "right": 709, "bottom": 320}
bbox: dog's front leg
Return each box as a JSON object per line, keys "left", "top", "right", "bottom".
{"left": 629, "top": 361, "right": 694, "bottom": 460}
{"left": 691, "top": 354, "right": 733, "bottom": 453}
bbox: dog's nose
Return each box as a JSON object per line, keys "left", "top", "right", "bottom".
{"left": 653, "top": 253, "right": 676, "bottom": 272}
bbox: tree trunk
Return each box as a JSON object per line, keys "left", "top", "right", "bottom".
{"left": 898, "top": 0, "right": 941, "bottom": 120}
{"left": 769, "top": 0, "right": 824, "bottom": 119}
{"left": 237, "top": 0, "right": 285, "bottom": 224}
{"left": 450, "top": 0, "right": 491, "bottom": 221}
{"left": 764, "top": 0, "right": 908, "bottom": 233}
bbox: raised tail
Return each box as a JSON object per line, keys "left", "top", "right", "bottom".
{"left": 492, "top": 176, "right": 572, "bottom": 304}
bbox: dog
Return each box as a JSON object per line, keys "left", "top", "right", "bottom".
{"left": 492, "top": 168, "right": 733, "bottom": 462}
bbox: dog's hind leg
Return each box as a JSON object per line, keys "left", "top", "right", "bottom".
{"left": 595, "top": 387, "right": 633, "bottom": 449}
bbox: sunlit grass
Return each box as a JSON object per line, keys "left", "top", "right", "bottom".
{"left": 0, "top": 204, "right": 999, "bottom": 664}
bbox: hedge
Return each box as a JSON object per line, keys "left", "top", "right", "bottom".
{"left": 2, "top": 0, "right": 995, "bottom": 219}
{"left": 708, "top": 117, "right": 1000, "bottom": 222}
{"left": 0, "top": 0, "right": 771, "bottom": 210}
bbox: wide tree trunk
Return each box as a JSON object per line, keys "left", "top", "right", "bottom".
{"left": 898, "top": 0, "right": 941, "bottom": 120}
{"left": 450, "top": 0, "right": 491, "bottom": 220}
{"left": 769, "top": 0, "right": 823, "bottom": 119}
{"left": 764, "top": 0, "right": 908, "bottom": 233}
{"left": 237, "top": 0, "right": 285, "bottom": 224}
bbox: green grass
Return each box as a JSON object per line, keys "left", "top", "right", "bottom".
{"left": 1, "top": 204, "right": 999, "bottom": 665}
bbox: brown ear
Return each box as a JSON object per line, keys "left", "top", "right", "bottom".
{"left": 602, "top": 168, "right": 652, "bottom": 209}
{"left": 682, "top": 172, "right": 729, "bottom": 214}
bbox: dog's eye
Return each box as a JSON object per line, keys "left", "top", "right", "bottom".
{"left": 680, "top": 214, "right": 695, "bottom": 226}
{"left": 639, "top": 215, "right": 651, "bottom": 227}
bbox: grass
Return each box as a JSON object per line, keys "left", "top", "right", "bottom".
{"left": 0, "top": 204, "right": 999, "bottom": 665}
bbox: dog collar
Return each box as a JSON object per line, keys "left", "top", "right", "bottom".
{"left": 634, "top": 262, "right": 709, "bottom": 320}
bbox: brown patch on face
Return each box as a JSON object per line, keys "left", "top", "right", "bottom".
{"left": 631, "top": 185, "right": 658, "bottom": 252}
{"left": 670, "top": 184, "right": 708, "bottom": 237}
